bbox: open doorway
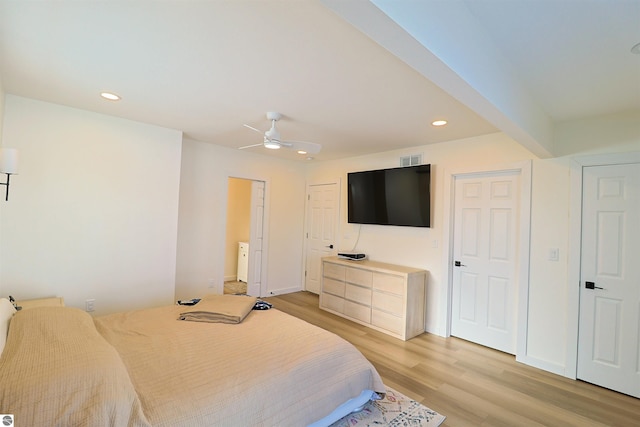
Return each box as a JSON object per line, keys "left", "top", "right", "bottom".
{"left": 224, "top": 178, "right": 252, "bottom": 295}
{"left": 224, "top": 177, "right": 266, "bottom": 297}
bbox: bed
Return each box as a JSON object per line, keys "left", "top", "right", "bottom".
{"left": 0, "top": 295, "right": 385, "bottom": 426}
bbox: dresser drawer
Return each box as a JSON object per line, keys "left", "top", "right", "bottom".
{"left": 372, "top": 291, "right": 403, "bottom": 315}
{"left": 371, "top": 309, "right": 403, "bottom": 335}
{"left": 346, "top": 267, "right": 372, "bottom": 288}
{"left": 344, "top": 300, "right": 371, "bottom": 323}
{"left": 321, "top": 292, "right": 344, "bottom": 313}
{"left": 373, "top": 273, "right": 405, "bottom": 295}
{"left": 324, "top": 262, "right": 345, "bottom": 281}
{"left": 345, "top": 283, "right": 372, "bottom": 306}
{"left": 323, "top": 277, "right": 345, "bottom": 297}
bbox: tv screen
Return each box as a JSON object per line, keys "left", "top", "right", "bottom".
{"left": 348, "top": 164, "right": 431, "bottom": 227}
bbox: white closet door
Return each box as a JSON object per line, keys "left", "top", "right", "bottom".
{"left": 577, "top": 163, "right": 639, "bottom": 398}
{"left": 451, "top": 171, "right": 520, "bottom": 354}
{"left": 304, "top": 182, "right": 339, "bottom": 294}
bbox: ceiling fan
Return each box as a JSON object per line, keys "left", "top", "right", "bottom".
{"left": 239, "top": 112, "right": 321, "bottom": 155}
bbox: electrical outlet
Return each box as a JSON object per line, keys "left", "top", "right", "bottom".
{"left": 208, "top": 279, "right": 215, "bottom": 288}
{"left": 548, "top": 248, "right": 559, "bottom": 262}
{"left": 85, "top": 299, "right": 95, "bottom": 312}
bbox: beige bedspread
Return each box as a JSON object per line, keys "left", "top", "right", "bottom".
{"left": 0, "top": 307, "right": 150, "bottom": 427}
{"left": 95, "top": 304, "right": 385, "bottom": 426}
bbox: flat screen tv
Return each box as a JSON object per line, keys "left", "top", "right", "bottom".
{"left": 348, "top": 164, "right": 431, "bottom": 227}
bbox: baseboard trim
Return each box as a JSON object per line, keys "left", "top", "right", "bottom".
{"left": 517, "top": 354, "right": 568, "bottom": 378}
{"left": 267, "top": 286, "right": 302, "bottom": 296}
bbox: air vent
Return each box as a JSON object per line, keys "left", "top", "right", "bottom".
{"left": 400, "top": 154, "right": 422, "bottom": 167}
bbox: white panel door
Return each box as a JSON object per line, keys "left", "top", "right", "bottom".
{"left": 305, "top": 182, "right": 339, "bottom": 294}
{"left": 246, "top": 181, "right": 265, "bottom": 297}
{"left": 451, "top": 172, "right": 520, "bottom": 354}
{"left": 577, "top": 163, "right": 639, "bottom": 398}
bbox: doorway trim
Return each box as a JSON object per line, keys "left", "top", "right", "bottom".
{"left": 566, "top": 151, "right": 640, "bottom": 379}
{"left": 216, "top": 171, "right": 271, "bottom": 297}
{"left": 442, "top": 160, "right": 532, "bottom": 360}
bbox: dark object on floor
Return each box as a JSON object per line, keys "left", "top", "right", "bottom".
{"left": 253, "top": 300, "right": 272, "bottom": 310}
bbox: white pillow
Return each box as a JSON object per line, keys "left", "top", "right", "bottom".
{"left": 0, "top": 297, "right": 17, "bottom": 356}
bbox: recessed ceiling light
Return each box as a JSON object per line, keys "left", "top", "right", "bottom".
{"left": 631, "top": 42, "right": 640, "bottom": 55}
{"left": 297, "top": 150, "right": 307, "bottom": 155}
{"left": 100, "top": 92, "right": 121, "bottom": 101}
{"left": 431, "top": 120, "right": 448, "bottom": 126}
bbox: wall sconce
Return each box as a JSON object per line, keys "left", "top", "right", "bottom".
{"left": 0, "top": 148, "right": 18, "bottom": 201}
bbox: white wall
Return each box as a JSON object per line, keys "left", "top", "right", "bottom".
{"left": 174, "top": 138, "right": 307, "bottom": 300}
{"left": 0, "top": 76, "right": 4, "bottom": 145}
{"left": 523, "top": 157, "right": 572, "bottom": 373}
{"left": 0, "top": 76, "right": 4, "bottom": 296}
{"left": 0, "top": 96, "right": 182, "bottom": 315}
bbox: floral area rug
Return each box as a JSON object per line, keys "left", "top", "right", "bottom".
{"left": 330, "top": 387, "right": 446, "bottom": 427}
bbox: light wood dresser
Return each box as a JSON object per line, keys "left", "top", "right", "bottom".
{"left": 320, "top": 256, "right": 427, "bottom": 341}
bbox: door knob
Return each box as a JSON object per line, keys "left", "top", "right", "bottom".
{"left": 585, "top": 281, "right": 604, "bottom": 290}
{"left": 326, "top": 244, "right": 334, "bottom": 249}
{"left": 454, "top": 260, "right": 466, "bottom": 267}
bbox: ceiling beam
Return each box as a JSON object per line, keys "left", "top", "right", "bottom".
{"left": 322, "top": 0, "right": 554, "bottom": 158}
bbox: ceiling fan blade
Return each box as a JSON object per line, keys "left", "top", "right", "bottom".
{"left": 284, "top": 140, "right": 322, "bottom": 154}
{"left": 243, "top": 124, "right": 264, "bottom": 134}
{"left": 238, "top": 143, "right": 264, "bottom": 150}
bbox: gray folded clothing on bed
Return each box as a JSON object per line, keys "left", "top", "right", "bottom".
{"left": 178, "top": 294, "right": 257, "bottom": 324}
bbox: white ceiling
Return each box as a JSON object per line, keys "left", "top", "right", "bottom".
{"left": 1, "top": 0, "right": 638, "bottom": 162}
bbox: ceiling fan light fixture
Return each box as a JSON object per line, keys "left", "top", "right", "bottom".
{"left": 431, "top": 119, "right": 448, "bottom": 126}
{"left": 264, "top": 140, "right": 281, "bottom": 150}
{"left": 297, "top": 150, "right": 307, "bottom": 155}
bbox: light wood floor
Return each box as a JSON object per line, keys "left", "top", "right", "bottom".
{"left": 264, "top": 291, "right": 640, "bottom": 427}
